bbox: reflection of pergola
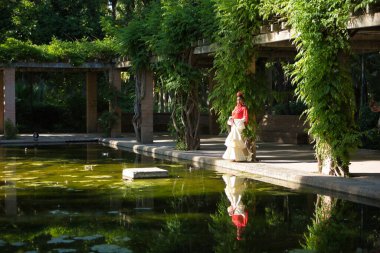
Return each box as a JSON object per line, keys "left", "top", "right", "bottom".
{"left": 0, "top": 62, "right": 154, "bottom": 143}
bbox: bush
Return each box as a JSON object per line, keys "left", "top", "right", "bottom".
{"left": 98, "top": 111, "right": 119, "bottom": 137}
{"left": 358, "top": 106, "right": 378, "bottom": 131}
{"left": 358, "top": 106, "right": 380, "bottom": 150}
{"left": 4, "top": 118, "right": 18, "bottom": 139}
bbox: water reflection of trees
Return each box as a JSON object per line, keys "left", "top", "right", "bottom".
{"left": 302, "top": 195, "right": 380, "bottom": 253}
{"left": 209, "top": 177, "right": 312, "bottom": 253}
{"left": 209, "top": 179, "right": 380, "bottom": 253}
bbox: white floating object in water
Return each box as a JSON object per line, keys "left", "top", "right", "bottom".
{"left": 122, "top": 167, "right": 169, "bottom": 180}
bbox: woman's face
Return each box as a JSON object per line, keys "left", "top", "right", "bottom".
{"left": 237, "top": 97, "right": 243, "bottom": 105}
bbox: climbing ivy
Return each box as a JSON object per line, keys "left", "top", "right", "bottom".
{"left": 0, "top": 37, "right": 120, "bottom": 66}
{"left": 259, "top": 0, "right": 375, "bottom": 176}
{"left": 116, "top": 0, "right": 215, "bottom": 150}
{"left": 211, "top": 0, "right": 269, "bottom": 158}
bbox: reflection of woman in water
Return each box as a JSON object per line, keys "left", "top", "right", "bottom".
{"left": 223, "top": 175, "right": 248, "bottom": 240}
{"left": 223, "top": 91, "right": 251, "bottom": 162}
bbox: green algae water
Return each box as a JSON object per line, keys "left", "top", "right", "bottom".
{"left": 1, "top": 144, "right": 380, "bottom": 253}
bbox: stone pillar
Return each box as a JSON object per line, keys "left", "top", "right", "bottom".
{"left": 1, "top": 68, "right": 16, "bottom": 134}
{"left": 109, "top": 69, "right": 122, "bottom": 137}
{"left": 140, "top": 68, "right": 153, "bottom": 144}
{"left": 86, "top": 72, "right": 98, "bottom": 133}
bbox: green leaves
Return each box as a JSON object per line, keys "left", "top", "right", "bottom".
{"left": 275, "top": 0, "right": 360, "bottom": 174}
{"left": 0, "top": 37, "right": 119, "bottom": 65}
{"left": 211, "top": 0, "right": 267, "bottom": 132}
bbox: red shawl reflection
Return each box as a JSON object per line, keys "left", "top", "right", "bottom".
{"left": 223, "top": 175, "right": 248, "bottom": 240}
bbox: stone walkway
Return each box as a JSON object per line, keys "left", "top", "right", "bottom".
{"left": 1, "top": 133, "right": 380, "bottom": 207}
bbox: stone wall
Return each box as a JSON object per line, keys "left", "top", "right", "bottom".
{"left": 257, "top": 114, "right": 310, "bottom": 144}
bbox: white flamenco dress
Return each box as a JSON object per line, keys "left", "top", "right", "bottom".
{"left": 223, "top": 118, "right": 248, "bottom": 161}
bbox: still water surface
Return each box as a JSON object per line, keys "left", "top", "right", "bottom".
{"left": 0, "top": 144, "right": 379, "bottom": 253}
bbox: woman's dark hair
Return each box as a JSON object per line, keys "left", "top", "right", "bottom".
{"left": 236, "top": 91, "right": 244, "bottom": 100}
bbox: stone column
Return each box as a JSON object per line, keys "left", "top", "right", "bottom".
{"left": 140, "top": 68, "right": 153, "bottom": 144}
{"left": 86, "top": 72, "right": 98, "bottom": 133}
{"left": 1, "top": 68, "right": 16, "bottom": 134}
{"left": 109, "top": 68, "right": 122, "bottom": 137}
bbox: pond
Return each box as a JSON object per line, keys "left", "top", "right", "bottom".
{"left": 0, "top": 144, "right": 379, "bottom": 253}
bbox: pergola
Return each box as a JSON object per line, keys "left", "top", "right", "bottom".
{"left": 194, "top": 7, "right": 380, "bottom": 64}
{"left": 0, "top": 62, "right": 155, "bottom": 143}
{"left": 1, "top": 5, "right": 379, "bottom": 145}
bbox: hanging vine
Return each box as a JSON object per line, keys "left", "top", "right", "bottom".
{"left": 115, "top": 0, "right": 215, "bottom": 149}
{"left": 259, "top": 0, "right": 375, "bottom": 176}
{"left": 211, "top": 0, "right": 269, "bottom": 160}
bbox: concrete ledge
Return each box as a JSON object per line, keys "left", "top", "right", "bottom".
{"left": 102, "top": 138, "right": 380, "bottom": 206}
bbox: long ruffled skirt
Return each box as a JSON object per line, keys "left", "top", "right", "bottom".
{"left": 223, "top": 120, "right": 248, "bottom": 162}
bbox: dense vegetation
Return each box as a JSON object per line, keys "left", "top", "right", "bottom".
{"left": 0, "top": 0, "right": 379, "bottom": 172}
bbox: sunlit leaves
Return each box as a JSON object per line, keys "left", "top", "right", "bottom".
{"left": 0, "top": 37, "right": 119, "bottom": 65}
{"left": 211, "top": 0, "right": 267, "bottom": 134}
{"left": 263, "top": 0, "right": 360, "bottom": 174}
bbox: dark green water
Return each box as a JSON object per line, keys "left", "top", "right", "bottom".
{"left": 0, "top": 144, "right": 379, "bottom": 253}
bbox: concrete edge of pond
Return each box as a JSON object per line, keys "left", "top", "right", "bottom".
{"left": 101, "top": 138, "right": 380, "bottom": 206}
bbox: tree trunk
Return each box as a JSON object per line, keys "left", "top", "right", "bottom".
{"left": 132, "top": 70, "right": 142, "bottom": 143}
{"left": 184, "top": 87, "right": 200, "bottom": 150}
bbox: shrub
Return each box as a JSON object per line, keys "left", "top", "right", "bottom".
{"left": 98, "top": 111, "right": 119, "bottom": 137}
{"left": 4, "top": 118, "right": 18, "bottom": 139}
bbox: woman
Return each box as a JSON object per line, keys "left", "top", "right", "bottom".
{"left": 223, "top": 91, "right": 250, "bottom": 161}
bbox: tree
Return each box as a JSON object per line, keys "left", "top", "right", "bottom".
{"left": 4, "top": 0, "right": 107, "bottom": 44}
{"left": 115, "top": 0, "right": 215, "bottom": 149}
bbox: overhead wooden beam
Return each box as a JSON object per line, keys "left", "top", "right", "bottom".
{"left": 348, "top": 12, "right": 380, "bottom": 29}
{"left": 193, "top": 44, "right": 217, "bottom": 55}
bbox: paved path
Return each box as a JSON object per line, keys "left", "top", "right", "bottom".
{"left": 1, "top": 133, "right": 380, "bottom": 207}
{"left": 101, "top": 134, "right": 380, "bottom": 207}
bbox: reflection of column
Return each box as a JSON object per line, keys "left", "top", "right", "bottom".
{"left": 135, "top": 154, "right": 154, "bottom": 211}
{"left": 140, "top": 68, "right": 153, "bottom": 144}
{"left": 0, "top": 70, "right": 4, "bottom": 133}
{"left": 86, "top": 144, "right": 97, "bottom": 163}
{"left": 1, "top": 68, "right": 16, "bottom": 134}
{"left": 4, "top": 165, "right": 17, "bottom": 216}
{"left": 86, "top": 72, "right": 98, "bottom": 133}
{"left": 109, "top": 68, "right": 122, "bottom": 137}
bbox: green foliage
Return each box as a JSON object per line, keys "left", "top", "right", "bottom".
{"left": 4, "top": 118, "right": 18, "bottom": 139}
{"left": 0, "top": 38, "right": 48, "bottom": 62}
{"left": 116, "top": 0, "right": 216, "bottom": 149}
{"left": 98, "top": 110, "right": 119, "bottom": 137}
{"left": 15, "top": 72, "right": 88, "bottom": 133}
{"left": 211, "top": 0, "right": 268, "bottom": 137}
{"left": 359, "top": 106, "right": 380, "bottom": 149}
{"left": 2, "top": 0, "right": 107, "bottom": 44}
{"left": 303, "top": 199, "right": 359, "bottom": 253}
{"left": 260, "top": 0, "right": 363, "bottom": 175}
{"left": 115, "top": 1, "right": 162, "bottom": 70}
{"left": 359, "top": 106, "right": 379, "bottom": 131}
{"left": 0, "top": 37, "right": 120, "bottom": 65}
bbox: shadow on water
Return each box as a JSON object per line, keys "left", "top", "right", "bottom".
{"left": 0, "top": 144, "right": 380, "bottom": 253}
